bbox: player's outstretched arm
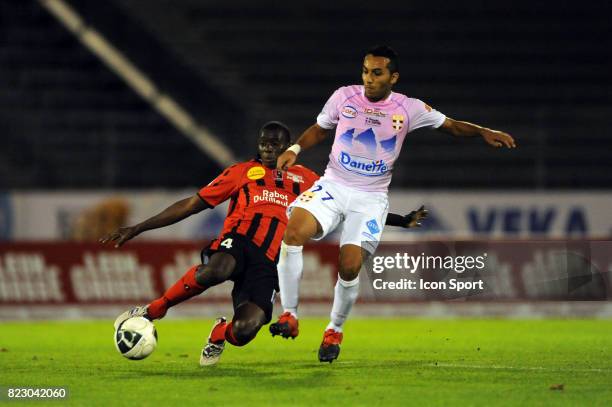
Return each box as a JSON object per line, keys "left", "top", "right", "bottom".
{"left": 386, "top": 205, "right": 428, "bottom": 228}
{"left": 438, "top": 118, "right": 516, "bottom": 148}
{"left": 277, "top": 124, "right": 329, "bottom": 170}
{"left": 99, "top": 195, "right": 208, "bottom": 248}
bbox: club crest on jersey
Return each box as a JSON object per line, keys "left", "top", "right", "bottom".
{"left": 392, "top": 115, "right": 404, "bottom": 131}
{"left": 338, "top": 152, "right": 388, "bottom": 177}
{"left": 341, "top": 105, "right": 358, "bottom": 119}
{"left": 247, "top": 166, "right": 266, "bottom": 180}
{"left": 299, "top": 191, "right": 315, "bottom": 203}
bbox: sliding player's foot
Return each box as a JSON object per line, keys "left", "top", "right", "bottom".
{"left": 113, "top": 305, "right": 150, "bottom": 330}
{"left": 269, "top": 312, "right": 299, "bottom": 339}
{"left": 200, "top": 317, "right": 227, "bottom": 366}
{"left": 318, "top": 329, "right": 343, "bottom": 363}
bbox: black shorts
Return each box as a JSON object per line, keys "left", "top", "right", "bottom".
{"left": 203, "top": 233, "right": 278, "bottom": 323}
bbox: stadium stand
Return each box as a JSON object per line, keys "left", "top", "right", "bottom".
{"left": 0, "top": 0, "right": 223, "bottom": 188}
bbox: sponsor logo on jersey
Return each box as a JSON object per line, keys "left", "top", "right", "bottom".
{"left": 286, "top": 172, "right": 304, "bottom": 183}
{"left": 392, "top": 114, "right": 404, "bottom": 131}
{"left": 338, "top": 152, "right": 388, "bottom": 177}
{"left": 365, "top": 117, "right": 382, "bottom": 127}
{"left": 253, "top": 189, "right": 289, "bottom": 206}
{"left": 366, "top": 219, "right": 380, "bottom": 234}
{"left": 247, "top": 166, "right": 266, "bottom": 180}
{"left": 363, "top": 107, "right": 386, "bottom": 118}
{"left": 341, "top": 105, "right": 358, "bottom": 119}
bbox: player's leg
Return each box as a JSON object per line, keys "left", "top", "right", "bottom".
{"left": 280, "top": 207, "right": 320, "bottom": 316}
{"left": 319, "top": 192, "right": 389, "bottom": 362}
{"left": 331, "top": 244, "right": 367, "bottom": 329}
{"left": 318, "top": 244, "right": 366, "bottom": 362}
{"left": 284, "top": 206, "right": 322, "bottom": 246}
{"left": 146, "top": 252, "right": 235, "bottom": 319}
{"left": 201, "top": 248, "right": 276, "bottom": 366}
{"left": 272, "top": 180, "right": 344, "bottom": 338}
{"left": 200, "top": 302, "right": 266, "bottom": 366}
{"left": 114, "top": 252, "right": 236, "bottom": 329}
{"left": 226, "top": 302, "right": 267, "bottom": 345}
{"left": 271, "top": 207, "right": 320, "bottom": 338}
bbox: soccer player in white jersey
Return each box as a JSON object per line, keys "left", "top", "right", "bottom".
{"left": 270, "top": 45, "right": 516, "bottom": 362}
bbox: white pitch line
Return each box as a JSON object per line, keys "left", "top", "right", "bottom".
{"left": 314, "top": 361, "right": 610, "bottom": 373}
{"left": 431, "top": 363, "right": 611, "bottom": 373}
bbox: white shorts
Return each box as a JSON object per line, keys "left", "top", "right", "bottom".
{"left": 288, "top": 178, "right": 389, "bottom": 253}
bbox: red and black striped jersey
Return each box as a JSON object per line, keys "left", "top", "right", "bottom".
{"left": 198, "top": 159, "right": 319, "bottom": 262}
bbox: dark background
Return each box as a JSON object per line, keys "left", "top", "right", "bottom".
{"left": 1, "top": 0, "right": 611, "bottom": 189}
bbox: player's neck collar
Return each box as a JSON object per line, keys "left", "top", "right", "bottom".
{"left": 254, "top": 157, "right": 275, "bottom": 169}
{"left": 361, "top": 87, "right": 393, "bottom": 103}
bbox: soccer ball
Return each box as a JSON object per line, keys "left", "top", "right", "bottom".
{"left": 114, "top": 317, "right": 157, "bottom": 360}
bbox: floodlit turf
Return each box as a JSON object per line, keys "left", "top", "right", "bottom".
{"left": 0, "top": 319, "right": 610, "bottom": 406}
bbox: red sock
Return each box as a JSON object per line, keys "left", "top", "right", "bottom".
{"left": 210, "top": 320, "right": 227, "bottom": 344}
{"left": 147, "top": 265, "right": 205, "bottom": 319}
{"left": 225, "top": 322, "right": 243, "bottom": 346}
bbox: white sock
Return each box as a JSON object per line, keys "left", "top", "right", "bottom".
{"left": 327, "top": 275, "right": 360, "bottom": 332}
{"left": 277, "top": 241, "right": 303, "bottom": 318}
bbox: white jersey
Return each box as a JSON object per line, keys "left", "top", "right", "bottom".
{"left": 317, "top": 85, "right": 446, "bottom": 192}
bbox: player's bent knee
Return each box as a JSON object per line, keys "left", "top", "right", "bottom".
{"left": 283, "top": 225, "right": 308, "bottom": 246}
{"left": 338, "top": 245, "right": 364, "bottom": 281}
{"left": 338, "top": 257, "right": 362, "bottom": 281}
{"left": 231, "top": 318, "right": 262, "bottom": 344}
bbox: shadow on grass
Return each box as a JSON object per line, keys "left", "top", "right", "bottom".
{"left": 115, "top": 358, "right": 438, "bottom": 386}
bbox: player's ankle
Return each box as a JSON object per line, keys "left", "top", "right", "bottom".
{"left": 147, "top": 298, "right": 168, "bottom": 320}
{"left": 326, "top": 322, "right": 343, "bottom": 333}
{"left": 283, "top": 310, "right": 298, "bottom": 319}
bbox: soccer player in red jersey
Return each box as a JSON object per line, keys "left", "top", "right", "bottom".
{"left": 101, "top": 121, "right": 425, "bottom": 366}
{"left": 101, "top": 121, "right": 318, "bottom": 365}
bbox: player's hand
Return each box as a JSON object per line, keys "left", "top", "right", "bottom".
{"left": 99, "top": 226, "right": 140, "bottom": 248}
{"left": 482, "top": 129, "right": 516, "bottom": 148}
{"left": 403, "top": 205, "right": 428, "bottom": 228}
{"left": 277, "top": 150, "right": 297, "bottom": 171}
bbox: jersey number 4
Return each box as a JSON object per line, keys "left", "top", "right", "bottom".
{"left": 220, "top": 238, "right": 233, "bottom": 249}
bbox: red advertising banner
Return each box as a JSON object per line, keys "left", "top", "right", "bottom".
{"left": 0, "top": 242, "right": 339, "bottom": 305}
{"left": 0, "top": 241, "right": 610, "bottom": 307}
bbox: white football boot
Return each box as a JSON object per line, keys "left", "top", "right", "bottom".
{"left": 113, "top": 305, "right": 150, "bottom": 330}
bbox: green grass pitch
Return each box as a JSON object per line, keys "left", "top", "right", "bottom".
{"left": 1, "top": 319, "right": 610, "bottom": 406}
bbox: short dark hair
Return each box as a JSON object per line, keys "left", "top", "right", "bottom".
{"left": 365, "top": 45, "right": 399, "bottom": 73}
{"left": 260, "top": 121, "right": 291, "bottom": 143}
